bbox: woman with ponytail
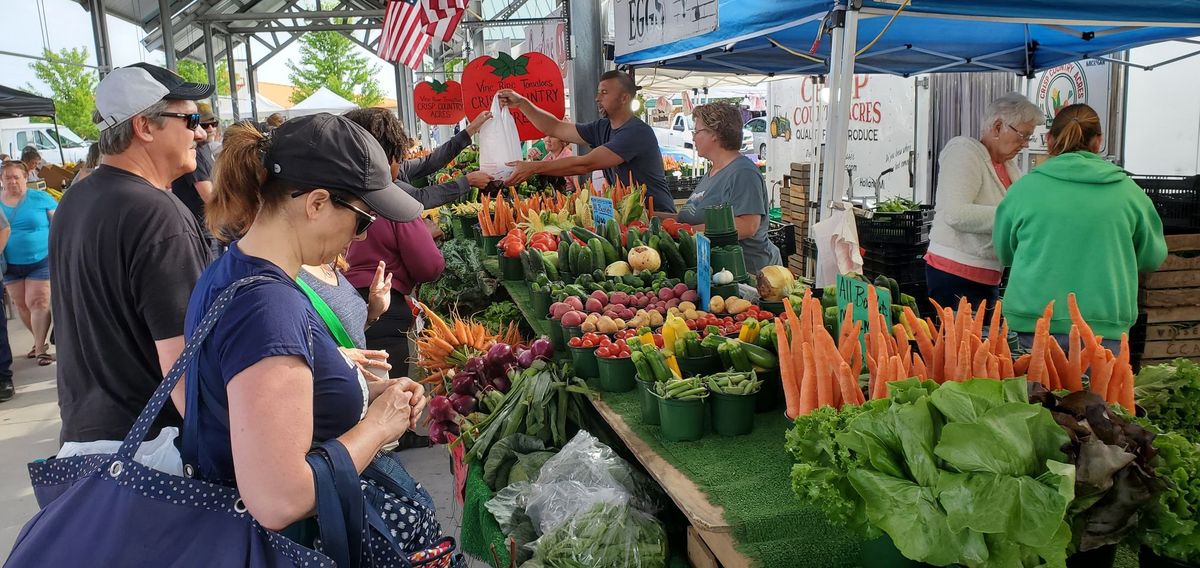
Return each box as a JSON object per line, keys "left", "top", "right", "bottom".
{"left": 995, "top": 103, "right": 1167, "bottom": 352}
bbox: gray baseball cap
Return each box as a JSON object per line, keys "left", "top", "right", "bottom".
{"left": 95, "top": 63, "right": 214, "bottom": 131}
{"left": 264, "top": 113, "right": 423, "bottom": 223}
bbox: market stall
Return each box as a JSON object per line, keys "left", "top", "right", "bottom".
{"left": 408, "top": 164, "right": 1200, "bottom": 567}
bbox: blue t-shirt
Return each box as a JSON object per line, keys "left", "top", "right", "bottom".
{"left": 183, "top": 242, "right": 367, "bottom": 484}
{"left": 1, "top": 189, "right": 57, "bottom": 265}
{"left": 577, "top": 117, "right": 674, "bottom": 213}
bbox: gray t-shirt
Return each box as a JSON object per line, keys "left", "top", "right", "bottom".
{"left": 299, "top": 268, "right": 369, "bottom": 350}
{"left": 576, "top": 117, "right": 674, "bottom": 213}
{"left": 677, "top": 156, "right": 781, "bottom": 274}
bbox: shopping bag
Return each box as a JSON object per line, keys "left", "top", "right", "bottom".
{"left": 478, "top": 95, "right": 522, "bottom": 181}
{"left": 9, "top": 276, "right": 334, "bottom": 567}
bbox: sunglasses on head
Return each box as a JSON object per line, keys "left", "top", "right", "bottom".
{"left": 291, "top": 189, "right": 377, "bottom": 235}
{"left": 158, "top": 112, "right": 202, "bottom": 130}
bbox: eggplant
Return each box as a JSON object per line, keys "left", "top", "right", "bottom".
{"left": 449, "top": 393, "right": 477, "bottom": 416}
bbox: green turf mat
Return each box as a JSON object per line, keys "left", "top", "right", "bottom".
{"left": 600, "top": 390, "right": 863, "bottom": 568}
{"left": 460, "top": 466, "right": 512, "bottom": 567}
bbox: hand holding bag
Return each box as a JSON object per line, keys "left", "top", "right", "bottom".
{"left": 478, "top": 95, "right": 522, "bottom": 181}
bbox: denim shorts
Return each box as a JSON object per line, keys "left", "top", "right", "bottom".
{"left": 4, "top": 257, "right": 50, "bottom": 284}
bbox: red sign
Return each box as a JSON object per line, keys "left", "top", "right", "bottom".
{"left": 413, "top": 79, "right": 466, "bottom": 125}
{"left": 461, "top": 52, "right": 565, "bottom": 141}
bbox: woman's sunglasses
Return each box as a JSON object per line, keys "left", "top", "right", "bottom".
{"left": 291, "top": 189, "right": 377, "bottom": 235}
{"left": 158, "top": 112, "right": 202, "bottom": 130}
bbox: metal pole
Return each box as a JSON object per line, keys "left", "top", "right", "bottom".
{"left": 245, "top": 39, "right": 259, "bottom": 122}
{"left": 569, "top": 0, "right": 603, "bottom": 129}
{"left": 158, "top": 0, "right": 176, "bottom": 69}
{"left": 51, "top": 117, "right": 65, "bottom": 165}
{"left": 225, "top": 35, "right": 239, "bottom": 121}
{"left": 89, "top": 0, "right": 114, "bottom": 76}
{"left": 819, "top": 3, "right": 860, "bottom": 220}
{"left": 203, "top": 23, "right": 219, "bottom": 120}
{"left": 436, "top": 45, "right": 453, "bottom": 145}
{"left": 468, "top": 0, "right": 484, "bottom": 59}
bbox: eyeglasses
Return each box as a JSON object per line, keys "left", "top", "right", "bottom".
{"left": 158, "top": 112, "right": 202, "bottom": 130}
{"left": 1007, "top": 124, "right": 1035, "bottom": 143}
{"left": 200, "top": 122, "right": 219, "bottom": 129}
{"left": 291, "top": 189, "right": 377, "bottom": 235}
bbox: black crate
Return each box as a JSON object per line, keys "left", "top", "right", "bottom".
{"left": 1132, "top": 175, "right": 1200, "bottom": 234}
{"left": 862, "top": 257, "right": 927, "bottom": 286}
{"left": 801, "top": 237, "right": 817, "bottom": 260}
{"left": 668, "top": 175, "right": 702, "bottom": 199}
{"left": 857, "top": 206, "right": 935, "bottom": 245}
{"left": 859, "top": 241, "right": 928, "bottom": 262}
{"left": 768, "top": 221, "right": 797, "bottom": 258}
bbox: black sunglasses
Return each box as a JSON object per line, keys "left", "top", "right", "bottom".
{"left": 200, "top": 121, "right": 219, "bottom": 129}
{"left": 291, "top": 189, "right": 377, "bottom": 235}
{"left": 158, "top": 112, "right": 202, "bottom": 130}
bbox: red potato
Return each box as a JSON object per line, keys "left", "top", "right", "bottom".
{"left": 590, "top": 290, "right": 609, "bottom": 304}
{"left": 658, "top": 288, "right": 674, "bottom": 301}
{"left": 564, "top": 296, "right": 584, "bottom": 311}
{"left": 549, "top": 302, "right": 571, "bottom": 320}
{"left": 681, "top": 290, "right": 699, "bottom": 303}
{"left": 585, "top": 298, "right": 604, "bottom": 312}
{"left": 561, "top": 311, "right": 585, "bottom": 327}
{"left": 666, "top": 298, "right": 681, "bottom": 309}
{"left": 673, "top": 283, "right": 689, "bottom": 297}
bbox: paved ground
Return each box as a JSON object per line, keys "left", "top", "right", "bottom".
{"left": 0, "top": 318, "right": 484, "bottom": 566}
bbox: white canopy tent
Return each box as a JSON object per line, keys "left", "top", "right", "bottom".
{"left": 286, "top": 87, "right": 357, "bottom": 118}
{"left": 218, "top": 87, "right": 285, "bottom": 121}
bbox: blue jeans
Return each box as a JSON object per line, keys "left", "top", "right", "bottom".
{"left": 925, "top": 263, "right": 1000, "bottom": 314}
{"left": 0, "top": 294, "right": 13, "bottom": 381}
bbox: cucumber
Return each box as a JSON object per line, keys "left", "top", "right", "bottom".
{"left": 570, "top": 242, "right": 585, "bottom": 275}
{"left": 542, "top": 253, "right": 559, "bottom": 281}
{"left": 571, "top": 226, "right": 607, "bottom": 246}
{"left": 587, "top": 238, "right": 606, "bottom": 272}
{"left": 657, "top": 236, "right": 687, "bottom": 279}
{"left": 627, "top": 227, "right": 643, "bottom": 250}
{"left": 556, "top": 239, "right": 569, "bottom": 275}
{"left": 606, "top": 219, "right": 622, "bottom": 254}
{"left": 600, "top": 239, "right": 619, "bottom": 266}
{"left": 649, "top": 216, "right": 662, "bottom": 236}
{"left": 677, "top": 231, "right": 697, "bottom": 269}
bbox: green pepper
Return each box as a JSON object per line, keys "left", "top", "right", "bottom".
{"left": 702, "top": 333, "right": 730, "bottom": 350}
{"left": 674, "top": 337, "right": 688, "bottom": 358}
{"left": 756, "top": 324, "right": 775, "bottom": 349}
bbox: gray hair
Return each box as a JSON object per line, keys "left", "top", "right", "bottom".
{"left": 93, "top": 100, "right": 172, "bottom": 155}
{"left": 980, "top": 93, "right": 1042, "bottom": 133}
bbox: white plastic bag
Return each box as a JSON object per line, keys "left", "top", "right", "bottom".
{"left": 478, "top": 95, "right": 522, "bottom": 180}
{"left": 56, "top": 426, "right": 184, "bottom": 476}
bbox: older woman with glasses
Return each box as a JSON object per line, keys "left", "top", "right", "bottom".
{"left": 925, "top": 92, "right": 1042, "bottom": 316}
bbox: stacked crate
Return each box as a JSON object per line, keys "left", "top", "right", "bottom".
{"left": 856, "top": 207, "right": 935, "bottom": 305}
{"left": 779, "top": 163, "right": 813, "bottom": 277}
{"left": 1134, "top": 234, "right": 1200, "bottom": 367}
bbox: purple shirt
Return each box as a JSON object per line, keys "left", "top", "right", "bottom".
{"left": 345, "top": 218, "right": 445, "bottom": 295}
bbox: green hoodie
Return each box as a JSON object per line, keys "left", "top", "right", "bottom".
{"left": 994, "top": 151, "right": 1167, "bottom": 339}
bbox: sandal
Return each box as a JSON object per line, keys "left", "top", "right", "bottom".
{"left": 26, "top": 347, "right": 36, "bottom": 359}
{"left": 36, "top": 353, "right": 54, "bottom": 366}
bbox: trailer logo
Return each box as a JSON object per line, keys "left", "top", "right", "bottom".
{"left": 1037, "top": 63, "right": 1087, "bottom": 125}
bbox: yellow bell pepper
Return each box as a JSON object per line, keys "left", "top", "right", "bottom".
{"left": 664, "top": 354, "right": 683, "bottom": 379}
{"left": 738, "top": 318, "right": 760, "bottom": 343}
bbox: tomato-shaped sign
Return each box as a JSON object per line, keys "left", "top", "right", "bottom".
{"left": 461, "top": 51, "right": 565, "bottom": 141}
{"left": 413, "top": 79, "right": 465, "bottom": 125}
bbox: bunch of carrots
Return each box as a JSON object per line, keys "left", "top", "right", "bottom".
{"left": 1014, "top": 293, "right": 1134, "bottom": 412}
{"left": 909, "top": 296, "right": 1017, "bottom": 385}
{"left": 414, "top": 303, "right": 498, "bottom": 393}
{"left": 478, "top": 194, "right": 513, "bottom": 237}
{"left": 776, "top": 289, "right": 866, "bottom": 420}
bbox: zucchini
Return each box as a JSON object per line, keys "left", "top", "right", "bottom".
{"left": 657, "top": 236, "right": 687, "bottom": 279}
{"left": 677, "top": 231, "right": 697, "bottom": 269}
{"left": 587, "top": 238, "right": 606, "bottom": 272}
{"left": 739, "top": 341, "right": 778, "bottom": 369}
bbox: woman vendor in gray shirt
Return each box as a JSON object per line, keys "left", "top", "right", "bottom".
{"left": 675, "top": 102, "right": 782, "bottom": 274}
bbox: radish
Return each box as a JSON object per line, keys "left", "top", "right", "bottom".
{"left": 428, "top": 395, "right": 456, "bottom": 423}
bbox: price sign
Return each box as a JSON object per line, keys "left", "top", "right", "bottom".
{"left": 591, "top": 196, "right": 614, "bottom": 226}
{"left": 615, "top": 0, "right": 719, "bottom": 57}
{"left": 836, "top": 274, "right": 892, "bottom": 361}
{"left": 696, "top": 233, "right": 711, "bottom": 312}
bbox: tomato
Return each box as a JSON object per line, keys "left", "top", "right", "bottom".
{"left": 502, "top": 239, "right": 524, "bottom": 258}
{"left": 735, "top": 313, "right": 748, "bottom": 322}
{"left": 461, "top": 52, "right": 565, "bottom": 140}
{"left": 412, "top": 79, "right": 466, "bottom": 125}
{"left": 582, "top": 339, "right": 594, "bottom": 348}
{"left": 568, "top": 337, "right": 581, "bottom": 347}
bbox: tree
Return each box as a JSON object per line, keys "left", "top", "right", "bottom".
{"left": 286, "top": 31, "right": 384, "bottom": 107}
{"left": 177, "top": 59, "right": 231, "bottom": 96}
{"left": 26, "top": 48, "right": 99, "bottom": 140}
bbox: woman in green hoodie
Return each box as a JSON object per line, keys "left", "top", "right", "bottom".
{"left": 995, "top": 103, "right": 1167, "bottom": 352}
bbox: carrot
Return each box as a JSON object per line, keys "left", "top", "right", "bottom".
{"left": 956, "top": 339, "right": 971, "bottom": 382}
{"left": 891, "top": 354, "right": 907, "bottom": 384}
{"left": 850, "top": 339, "right": 863, "bottom": 378}
{"left": 986, "top": 353, "right": 1000, "bottom": 380}
{"left": 943, "top": 308, "right": 959, "bottom": 381}
{"left": 1028, "top": 318, "right": 1049, "bottom": 386}
{"left": 972, "top": 338, "right": 991, "bottom": 378}
{"left": 999, "top": 327, "right": 1015, "bottom": 378}
{"left": 840, "top": 321, "right": 862, "bottom": 363}
{"left": 972, "top": 300, "right": 988, "bottom": 339}
{"left": 1088, "top": 338, "right": 1109, "bottom": 395}
{"left": 1110, "top": 333, "right": 1132, "bottom": 402}
{"left": 1014, "top": 353, "right": 1032, "bottom": 377}
{"left": 893, "top": 324, "right": 912, "bottom": 373}
{"left": 815, "top": 335, "right": 835, "bottom": 409}
{"left": 837, "top": 362, "right": 864, "bottom": 406}
{"left": 903, "top": 307, "right": 935, "bottom": 364}
{"left": 1049, "top": 337, "right": 1071, "bottom": 388}
{"left": 912, "top": 353, "right": 928, "bottom": 381}
{"left": 987, "top": 300, "right": 1003, "bottom": 346}
{"left": 955, "top": 296, "right": 971, "bottom": 341}
{"left": 1067, "top": 293, "right": 1097, "bottom": 350}
{"left": 931, "top": 326, "right": 945, "bottom": 383}
{"left": 1065, "top": 325, "right": 1084, "bottom": 391}
{"left": 800, "top": 347, "right": 818, "bottom": 414}
{"left": 776, "top": 318, "right": 801, "bottom": 419}
{"left": 1118, "top": 335, "right": 1135, "bottom": 412}
{"left": 1045, "top": 350, "right": 1061, "bottom": 390}
{"left": 1092, "top": 355, "right": 1116, "bottom": 402}
{"left": 785, "top": 300, "right": 807, "bottom": 403}
{"left": 866, "top": 353, "right": 878, "bottom": 397}
{"left": 839, "top": 305, "right": 855, "bottom": 347}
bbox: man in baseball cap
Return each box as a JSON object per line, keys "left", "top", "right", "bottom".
{"left": 51, "top": 63, "right": 218, "bottom": 444}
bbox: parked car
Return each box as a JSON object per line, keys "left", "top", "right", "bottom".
{"left": 0, "top": 119, "right": 91, "bottom": 165}
{"left": 745, "top": 117, "right": 768, "bottom": 158}
{"left": 653, "top": 113, "right": 754, "bottom": 153}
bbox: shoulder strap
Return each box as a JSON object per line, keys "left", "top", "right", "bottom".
{"left": 117, "top": 275, "right": 274, "bottom": 461}
{"left": 296, "top": 275, "right": 357, "bottom": 349}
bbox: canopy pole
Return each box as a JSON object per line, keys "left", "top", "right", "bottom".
{"left": 158, "top": 0, "right": 176, "bottom": 69}
{"left": 819, "top": 2, "right": 861, "bottom": 219}
{"left": 51, "top": 116, "right": 65, "bottom": 165}
{"left": 570, "top": 0, "right": 603, "bottom": 128}
{"left": 245, "top": 38, "right": 258, "bottom": 122}
{"left": 225, "top": 35, "right": 239, "bottom": 121}
{"left": 88, "top": 0, "right": 114, "bottom": 77}
{"left": 203, "top": 23, "right": 219, "bottom": 121}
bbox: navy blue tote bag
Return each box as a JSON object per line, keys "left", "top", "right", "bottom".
{"left": 6, "top": 276, "right": 335, "bottom": 567}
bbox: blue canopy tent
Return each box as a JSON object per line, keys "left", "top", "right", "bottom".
{"left": 617, "top": 0, "right": 1200, "bottom": 218}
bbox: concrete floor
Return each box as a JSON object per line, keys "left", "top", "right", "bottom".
{"left": 0, "top": 318, "right": 486, "bottom": 566}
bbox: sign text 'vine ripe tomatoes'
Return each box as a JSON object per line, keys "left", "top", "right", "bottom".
{"left": 413, "top": 79, "right": 466, "bottom": 125}
{"left": 462, "top": 51, "right": 564, "bottom": 141}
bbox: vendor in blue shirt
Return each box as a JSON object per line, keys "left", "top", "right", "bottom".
{"left": 498, "top": 71, "right": 674, "bottom": 214}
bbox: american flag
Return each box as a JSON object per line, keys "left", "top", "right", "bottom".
{"left": 423, "top": 0, "right": 467, "bottom": 43}
{"left": 378, "top": 0, "right": 432, "bottom": 70}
